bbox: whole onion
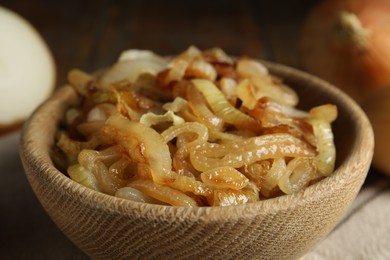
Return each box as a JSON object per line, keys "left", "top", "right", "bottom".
{"left": 299, "top": 0, "right": 390, "bottom": 103}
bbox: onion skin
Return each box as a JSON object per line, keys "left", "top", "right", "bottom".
{"left": 299, "top": 0, "right": 390, "bottom": 103}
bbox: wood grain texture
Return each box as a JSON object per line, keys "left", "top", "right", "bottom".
{"left": 19, "top": 62, "right": 374, "bottom": 260}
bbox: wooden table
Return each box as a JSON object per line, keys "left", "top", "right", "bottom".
{"left": 1, "top": 0, "right": 388, "bottom": 259}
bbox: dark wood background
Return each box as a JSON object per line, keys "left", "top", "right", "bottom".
{"left": 2, "top": 0, "right": 317, "bottom": 86}
{"left": 0, "top": 0, "right": 384, "bottom": 259}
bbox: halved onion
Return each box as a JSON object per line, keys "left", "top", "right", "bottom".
{"left": 0, "top": 6, "right": 55, "bottom": 135}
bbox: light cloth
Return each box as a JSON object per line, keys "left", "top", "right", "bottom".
{"left": 306, "top": 177, "right": 390, "bottom": 260}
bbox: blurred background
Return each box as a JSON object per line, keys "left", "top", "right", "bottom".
{"left": 2, "top": 0, "right": 317, "bottom": 85}
{"left": 1, "top": 0, "right": 389, "bottom": 259}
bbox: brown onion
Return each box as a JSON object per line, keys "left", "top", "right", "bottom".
{"left": 299, "top": 0, "right": 390, "bottom": 103}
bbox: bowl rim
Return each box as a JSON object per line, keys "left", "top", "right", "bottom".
{"left": 19, "top": 60, "right": 374, "bottom": 221}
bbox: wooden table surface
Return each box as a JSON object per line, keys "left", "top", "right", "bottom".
{"left": 1, "top": 0, "right": 388, "bottom": 259}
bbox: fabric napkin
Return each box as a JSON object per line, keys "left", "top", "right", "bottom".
{"left": 306, "top": 175, "right": 390, "bottom": 260}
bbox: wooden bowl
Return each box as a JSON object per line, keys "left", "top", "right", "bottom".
{"left": 19, "top": 61, "right": 374, "bottom": 260}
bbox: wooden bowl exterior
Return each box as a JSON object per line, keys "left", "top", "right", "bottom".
{"left": 19, "top": 62, "right": 374, "bottom": 260}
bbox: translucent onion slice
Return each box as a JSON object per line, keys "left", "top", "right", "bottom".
{"left": 309, "top": 118, "right": 336, "bottom": 176}
{"left": 310, "top": 104, "right": 338, "bottom": 123}
{"left": 208, "top": 188, "right": 250, "bottom": 206}
{"left": 100, "top": 59, "right": 167, "bottom": 87}
{"left": 165, "top": 59, "right": 188, "bottom": 84}
{"left": 251, "top": 76, "right": 299, "bottom": 107}
{"left": 78, "top": 103, "right": 117, "bottom": 137}
{"left": 87, "top": 103, "right": 117, "bottom": 122}
{"left": 168, "top": 175, "right": 212, "bottom": 196}
{"left": 109, "top": 157, "right": 133, "bottom": 180}
{"left": 278, "top": 157, "right": 316, "bottom": 194}
{"left": 201, "top": 166, "right": 249, "bottom": 190}
{"left": 103, "top": 113, "right": 174, "bottom": 183}
{"left": 253, "top": 97, "right": 308, "bottom": 120}
{"left": 236, "top": 58, "right": 269, "bottom": 78}
{"left": 208, "top": 128, "right": 248, "bottom": 144}
{"left": 160, "top": 122, "right": 214, "bottom": 196}
{"left": 162, "top": 122, "right": 208, "bottom": 170}
{"left": 186, "top": 85, "right": 224, "bottom": 130}
{"left": 235, "top": 79, "right": 258, "bottom": 109}
{"left": 236, "top": 58, "right": 299, "bottom": 106}
{"left": 78, "top": 147, "right": 125, "bottom": 195}
{"left": 248, "top": 97, "right": 309, "bottom": 133}
{"left": 67, "top": 163, "right": 100, "bottom": 191}
{"left": 242, "top": 182, "right": 260, "bottom": 203}
{"left": 307, "top": 104, "right": 337, "bottom": 176}
{"left": 162, "top": 97, "right": 188, "bottom": 112}
{"left": 132, "top": 73, "right": 172, "bottom": 101}
{"left": 161, "top": 122, "right": 208, "bottom": 144}
{"left": 307, "top": 104, "right": 337, "bottom": 175}
{"left": 56, "top": 132, "right": 101, "bottom": 164}
{"left": 68, "top": 69, "right": 94, "bottom": 96}
{"left": 162, "top": 46, "right": 202, "bottom": 85}
{"left": 164, "top": 124, "right": 203, "bottom": 176}
{"left": 115, "top": 186, "right": 165, "bottom": 204}
{"left": 191, "top": 79, "right": 259, "bottom": 131}
{"left": 203, "top": 47, "right": 234, "bottom": 64}
{"left": 219, "top": 77, "right": 237, "bottom": 101}
{"left": 128, "top": 179, "right": 198, "bottom": 207}
{"left": 261, "top": 158, "right": 286, "bottom": 197}
{"left": 119, "top": 49, "right": 167, "bottom": 64}
{"left": 242, "top": 161, "right": 269, "bottom": 190}
{"left": 190, "top": 133, "right": 315, "bottom": 172}
{"left": 140, "top": 111, "right": 185, "bottom": 127}
{"left": 172, "top": 154, "right": 196, "bottom": 178}
{"left": 185, "top": 59, "right": 217, "bottom": 81}
{"left": 77, "top": 121, "right": 105, "bottom": 137}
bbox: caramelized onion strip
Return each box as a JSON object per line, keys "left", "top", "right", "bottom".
{"left": 128, "top": 179, "right": 198, "bottom": 207}
{"left": 186, "top": 85, "right": 224, "bottom": 130}
{"left": 103, "top": 113, "right": 174, "bottom": 184}
{"left": 78, "top": 146, "right": 124, "bottom": 195}
{"left": 190, "top": 133, "right": 315, "bottom": 172}
{"left": 201, "top": 166, "right": 249, "bottom": 190}
{"left": 278, "top": 157, "right": 316, "bottom": 194}
{"left": 191, "top": 79, "right": 259, "bottom": 131}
